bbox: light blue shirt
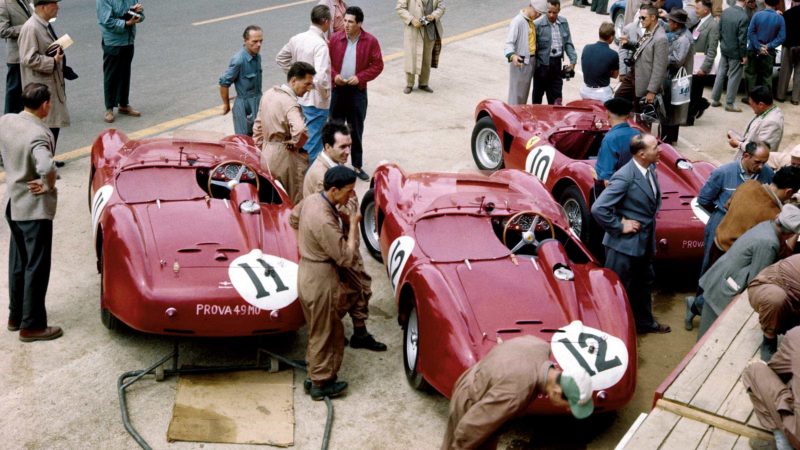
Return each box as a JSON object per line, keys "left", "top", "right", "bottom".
{"left": 340, "top": 33, "right": 360, "bottom": 80}
{"left": 96, "top": 0, "right": 144, "bottom": 47}
{"left": 219, "top": 48, "right": 262, "bottom": 98}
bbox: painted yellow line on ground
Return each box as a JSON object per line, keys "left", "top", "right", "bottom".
{"left": 382, "top": 18, "right": 511, "bottom": 62}
{"left": 193, "top": 0, "right": 316, "bottom": 26}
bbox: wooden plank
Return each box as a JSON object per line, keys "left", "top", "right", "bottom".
{"left": 622, "top": 407, "right": 681, "bottom": 450}
{"left": 660, "top": 416, "right": 709, "bottom": 449}
{"left": 656, "top": 399, "right": 773, "bottom": 441}
{"left": 663, "top": 294, "right": 754, "bottom": 404}
{"left": 692, "top": 313, "right": 762, "bottom": 412}
{"left": 733, "top": 435, "right": 754, "bottom": 450}
{"left": 702, "top": 427, "right": 740, "bottom": 450}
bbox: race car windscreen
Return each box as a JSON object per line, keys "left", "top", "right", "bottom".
{"left": 116, "top": 167, "right": 207, "bottom": 203}
{"left": 414, "top": 215, "right": 510, "bottom": 262}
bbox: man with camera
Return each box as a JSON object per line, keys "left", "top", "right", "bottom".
{"left": 618, "top": 6, "right": 669, "bottom": 111}
{"left": 96, "top": 0, "right": 143, "bottom": 124}
{"left": 504, "top": 0, "right": 547, "bottom": 104}
{"left": 532, "top": 0, "right": 577, "bottom": 105}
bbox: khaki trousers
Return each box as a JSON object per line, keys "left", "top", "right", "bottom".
{"left": 742, "top": 361, "right": 796, "bottom": 435}
{"left": 406, "top": 36, "right": 433, "bottom": 87}
{"left": 262, "top": 143, "right": 309, "bottom": 205}
{"left": 749, "top": 283, "right": 800, "bottom": 337}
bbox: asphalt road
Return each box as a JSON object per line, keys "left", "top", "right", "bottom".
{"left": 0, "top": 0, "right": 516, "bottom": 157}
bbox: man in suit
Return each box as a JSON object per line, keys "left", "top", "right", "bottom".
{"left": 504, "top": 0, "right": 546, "bottom": 105}
{"left": 18, "top": 0, "right": 68, "bottom": 153}
{"left": 687, "top": 0, "right": 719, "bottom": 125}
{"left": 592, "top": 134, "right": 671, "bottom": 333}
{"left": 619, "top": 6, "right": 669, "bottom": 109}
{"left": 0, "top": 0, "right": 32, "bottom": 115}
{"left": 710, "top": 0, "right": 749, "bottom": 112}
{"left": 0, "top": 83, "right": 62, "bottom": 342}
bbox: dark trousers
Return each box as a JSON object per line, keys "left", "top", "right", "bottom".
{"left": 330, "top": 86, "right": 368, "bottom": 169}
{"left": 744, "top": 50, "right": 775, "bottom": 95}
{"left": 6, "top": 204, "right": 52, "bottom": 330}
{"left": 49, "top": 127, "right": 59, "bottom": 153}
{"left": 533, "top": 56, "right": 564, "bottom": 105}
{"left": 102, "top": 42, "right": 135, "bottom": 110}
{"left": 604, "top": 246, "right": 657, "bottom": 330}
{"left": 686, "top": 74, "right": 709, "bottom": 125}
{"left": 5, "top": 63, "right": 23, "bottom": 114}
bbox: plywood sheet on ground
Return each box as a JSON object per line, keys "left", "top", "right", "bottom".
{"left": 167, "top": 370, "right": 294, "bottom": 446}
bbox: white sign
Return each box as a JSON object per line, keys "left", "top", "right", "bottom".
{"left": 551, "top": 320, "right": 628, "bottom": 390}
{"left": 387, "top": 236, "right": 415, "bottom": 295}
{"left": 91, "top": 185, "right": 114, "bottom": 238}
{"left": 525, "top": 144, "right": 556, "bottom": 184}
{"left": 228, "top": 250, "right": 298, "bottom": 310}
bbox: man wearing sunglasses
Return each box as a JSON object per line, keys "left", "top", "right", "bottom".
{"left": 618, "top": 6, "right": 669, "bottom": 109}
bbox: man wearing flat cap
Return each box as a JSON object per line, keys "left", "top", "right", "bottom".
{"left": 441, "top": 335, "right": 593, "bottom": 450}
{"left": 18, "top": 0, "right": 69, "bottom": 156}
{"left": 595, "top": 97, "right": 640, "bottom": 187}
{"left": 290, "top": 165, "right": 363, "bottom": 401}
{"left": 504, "top": 0, "right": 547, "bottom": 104}
{"left": 697, "top": 204, "right": 800, "bottom": 339}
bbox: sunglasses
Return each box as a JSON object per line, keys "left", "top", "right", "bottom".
{"left": 638, "top": 15, "right": 648, "bottom": 20}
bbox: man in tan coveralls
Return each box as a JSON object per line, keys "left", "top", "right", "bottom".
{"left": 292, "top": 165, "right": 360, "bottom": 400}
{"left": 749, "top": 255, "right": 800, "bottom": 361}
{"left": 743, "top": 325, "right": 800, "bottom": 450}
{"left": 253, "top": 61, "right": 315, "bottom": 204}
{"left": 302, "top": 120, "right": 385, "bottom": 351}
{"left": 441, "top": 335, "right": 594, "bottom": 450}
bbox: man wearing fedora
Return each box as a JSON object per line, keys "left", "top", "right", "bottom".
{"left": 660, "top": 9, "right": 693, "bottom": 144}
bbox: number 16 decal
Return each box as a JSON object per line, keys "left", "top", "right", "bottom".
{"left": 550, "top": 321, "right": 629, "bottom": 390}
{"left": 387, "top": 236, "right": 414, "bottom": 296}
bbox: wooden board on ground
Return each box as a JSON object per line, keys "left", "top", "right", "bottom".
{"left": 617, "top": 293, "right": 774, "bottom": 449}
{"left": 167, "top": 369, "right": 294, "bottom": 446}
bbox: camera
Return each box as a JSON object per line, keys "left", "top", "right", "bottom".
{"left": 561, "top": 65, "right": 576, "bottom": 81}
{"left": 624, "top": 57, "right": 635, "bottom": 67}
{"left": 122, "top": 9, "right": 142, "bottom": 20}
{"left": 419, "top": 16, "right": 430, "bottom": 26}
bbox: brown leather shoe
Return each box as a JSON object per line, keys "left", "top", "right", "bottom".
{"left": 118, "top": 106, "right": 141, "bottom": 117}
{"left": 7, "top": 320, "right": 20, "bottom": 332}
{"left": 104, "top": 110, "right": 114, "bottom": 123}
{"left": 19, "top": 326, "right": 63, "bottom": 342}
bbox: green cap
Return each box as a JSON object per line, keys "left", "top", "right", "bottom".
{"left": 559, "top": 369, "right": 594, "bottom": 419}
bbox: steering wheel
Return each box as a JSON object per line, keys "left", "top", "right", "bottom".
{"left": 207, "top": 160, "right": 260, "bottom": 195}
{"left": 502, "top": 210, "right": 556, "bottom": 254}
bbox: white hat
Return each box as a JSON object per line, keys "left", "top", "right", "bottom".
{"left": 531, "top": 0, "right": 549, "bottom": 14}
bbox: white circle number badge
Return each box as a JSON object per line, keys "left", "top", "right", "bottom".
{"left": 91, "top": 185, "right": 114, "bottom": 238}
{"left": 550, "top": 321, "right": 628, "bottom": 390}
{"left": 228, "top": 250, "right": 298, "bottom": 310}
{"left": 525, "top": 144, "right": 556, "bottom": 184}
{"left": 387, "top": 236, "right": 415, "bottom": 296}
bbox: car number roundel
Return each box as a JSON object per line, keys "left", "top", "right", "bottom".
{"left": 91, "top": 185, "right": 114, "bottom": 238}
{"left": 387, "top": 236, "right": 414, "bottom": 295}
{"left": 525, "top": 144, "right": 556, "bottom": 184}
{"left": 228, "top": 249, "right": 298, "bottom": 311}
{"left": 550, "top": 320, "right": 628, "bottom": 390}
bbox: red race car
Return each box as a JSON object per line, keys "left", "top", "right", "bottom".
{"left": 360, "top": 163, "right": 636, "bottom": 414}
{"left": 471, "top": 99, "right": 714, "bottom": 262}
{"left": 88, "top": 130, "right": 304, "bottom": 336}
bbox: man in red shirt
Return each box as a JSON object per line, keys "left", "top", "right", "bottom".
{"left": 328, "top": 6, "right": 384, "bottom": 181}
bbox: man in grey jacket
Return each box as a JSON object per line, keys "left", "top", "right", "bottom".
{"left": 0, "top": 0, "right": 32, "bottom": 115}
{"left": 0, "top": 83, "right": 62, "bottom": 342}
{"left": 505, "top": 0, "right": 547, "bottom": 104}
{"left": 591, "top": 134, "right": 671, "bottom": 334}
{"left": 710, "top": 0, "right": 750, "bottom": 112}
{"left": 532, "top": 0, "right": 577, "bottom": 105}
{"left": 687, "top": 0, "right": 719, "bottom": 125}
{"left": 620, "top": 6, "right": 669, "bottom": 108}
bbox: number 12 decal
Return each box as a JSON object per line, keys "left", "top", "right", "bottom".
{"left": 229, "top": 250, "right": 298, "bottom": 310}
{"left": 387, "top": 236, "right": 415, "bottom": 296}
{"left": 551, "top": 321, "right": 628, "bottom": 390}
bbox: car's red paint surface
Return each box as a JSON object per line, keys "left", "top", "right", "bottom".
{"left": 368, "top": 163, "right": 637, "bottom": 414}
{"left": 474, "top": 99, "right": 715, "bottom": 262}
{"left": 88, "top": 130, "right": 304, "bottom": 336}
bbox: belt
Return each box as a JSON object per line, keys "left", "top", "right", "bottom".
{"left": 586, "top": 84, "right": 608, "bottom": 89}
{"left": 237, "top": 92, "right": 261, "bottom": 99}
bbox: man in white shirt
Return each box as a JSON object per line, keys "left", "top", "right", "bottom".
{"left": 277, "top": 5, "right": 332, "bottom": 166}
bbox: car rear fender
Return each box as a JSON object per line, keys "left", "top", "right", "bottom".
{"left": 403, "top": 265, "right": 479, "bottom": 397}
{"left": 550, "top": 162, "right": 596, "bottom": 205}
{"left": 101, "top": 204, "right": 153, "bottom": 285}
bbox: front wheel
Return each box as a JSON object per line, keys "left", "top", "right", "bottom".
{"left": 471, "top": 116, "right": 505, "bottom": 171}
{"left": 403, "top": 304, "right": 431, "bottom": 391}
{"left": 613, "top": 10, "right": 625, "bottom": 45}
{"left": 360, "top": 189, "right": 382, "bottom": 262}
{"left": 559, "top": 185, "right": 591, "bottom": 242}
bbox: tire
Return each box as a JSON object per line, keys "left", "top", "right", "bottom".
{"left": 403, "top": 304, "right": 431, "bottom": 391}
{"left": 471, "top": 116, "right": 505, "bottom": 171}
{"left": 559, "top": 185, "right": 591, "bottom": 243}
{"left": 613, "top": 10, "right": 624, "bottom": 45}
{"left": 360, "top": 189, "right": 382, "bottom": 262}
{"left": 98, "top": 245, "right": 122, "bottom": 332}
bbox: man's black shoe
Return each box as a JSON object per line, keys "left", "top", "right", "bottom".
{"left": 353, "top": 168, "right": 369, "bottom": 181}
{"left": 696, "top": 99, "right": 710, "bottom": 119}
{"left": 55, "top": 160, "right": 65, "bottom": 168}
{"left": 304, "top": 378, "right": 312, "bottom": 394}
{"left": 310, "top": 380, "right": 348, "bottom": 401}
{"left": 349, "top": 333, "right": 387, "bottom": 351}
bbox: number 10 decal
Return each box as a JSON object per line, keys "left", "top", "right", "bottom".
{"left": 525, "top": 144, "right": 556, "bottom": 184}
{"left": 229, "top": 250, "right": 298, "bottom": 311}
{"left": 550, "top": 321, "right": 629, "bottom": 390}
{"left": 387, "top": 236, "right": 415, "bottom": 296}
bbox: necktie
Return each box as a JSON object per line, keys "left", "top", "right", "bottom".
{"left": 646, "top": 169, "right": 657, "bottom": 196}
